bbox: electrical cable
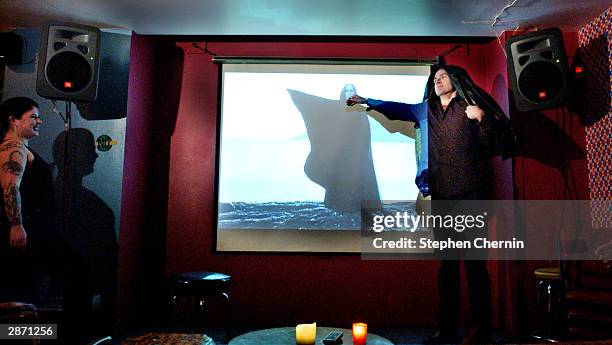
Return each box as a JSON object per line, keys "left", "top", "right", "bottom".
{"left": 192, "top": 41, "right": 217, "bottom": 56}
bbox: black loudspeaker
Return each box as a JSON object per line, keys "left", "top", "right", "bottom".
{"left": 76, "top": 32, "right": 131, "bottom": 120}
{"left": 0, "top": 32, "right": 24, "bottom": 65}
{"left": 570, "top": 34, "right": 610, "bottom": 126}
{"left": 506, "top": 28, "right": 571, "bottom": 112}
{"left": 36, "top": 22, "right": 101, "bottom": 102}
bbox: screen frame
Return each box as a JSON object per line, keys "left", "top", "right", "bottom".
{"left": 213, "top": 57, "right": 435, "bottom": 254}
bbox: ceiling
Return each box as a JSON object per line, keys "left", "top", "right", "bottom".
{"left": 0, "top": 0, "right": 609, "bottom": 36}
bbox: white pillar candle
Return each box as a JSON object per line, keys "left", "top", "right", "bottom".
{"left": 296, "top": 322, "right": 316, "bottom": 344}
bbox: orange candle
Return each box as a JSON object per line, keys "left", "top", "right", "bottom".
{"left": 352, "top": 322, "right": 367, "bottom": 345}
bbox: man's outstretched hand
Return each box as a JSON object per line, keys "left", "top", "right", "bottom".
{"left": 347, "top": 95, "right": 367, "bottom": 106}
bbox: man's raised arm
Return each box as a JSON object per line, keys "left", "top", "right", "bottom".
{"left": 347, "top": 95, "right": 426, "bottom": 123}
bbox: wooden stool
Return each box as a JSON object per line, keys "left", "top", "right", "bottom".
{"left": 533, "top": 267, "right": 563, "bottom": 341}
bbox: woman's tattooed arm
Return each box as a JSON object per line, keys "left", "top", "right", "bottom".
{"left": 0, "top": 140, "right": 26, "bottom": 226}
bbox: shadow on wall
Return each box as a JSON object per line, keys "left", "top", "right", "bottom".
{"left": 52, "top": 128, "right": 118, "bottom": 331}
{"left": 509, "top": 94, "right": 586, "bottom": 172}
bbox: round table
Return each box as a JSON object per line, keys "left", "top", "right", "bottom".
{"left": 228, "top": 327, "right": 394, "bottom": 345}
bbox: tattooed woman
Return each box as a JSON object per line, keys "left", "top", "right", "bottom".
{"left": 0, "top": 97, "right": 42, "bottom": 252}
{"left": 0, "top": 97, "right": 94, "bottom": 343}
{"left": 0, "top": 96, "right": 49, "bottom": 304}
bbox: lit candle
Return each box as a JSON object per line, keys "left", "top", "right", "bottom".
{"left": 296, "top": 322, "right": 316, "bottom": 344}
{"left": 352, "top": 322, "right": 367, "bottom": 345}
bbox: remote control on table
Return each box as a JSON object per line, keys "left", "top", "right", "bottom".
{"left": 322, "top": 330, "right": 343, "bottom": 344}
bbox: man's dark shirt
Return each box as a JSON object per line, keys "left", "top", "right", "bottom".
{"left": 367, "top": 96, "right": 495, "bottom": 198}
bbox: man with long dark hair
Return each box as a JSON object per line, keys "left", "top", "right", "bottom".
{"left": 348, "top": 64, "right": 507, "bottom": 344}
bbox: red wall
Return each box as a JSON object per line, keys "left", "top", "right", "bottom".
{"left": 118, "top": 34, "right": 184, "bottom": 326}
{"left": 512, "top": 32, "right": 588, "bottom": 200}
{"left": 118, "top": 34, "right": 158, "bottom": 327}
{"left": 474, "top": 31, "right": 590, "bottom": 336}
{"left": 506, "top": 31, "right": 592, "bottom": 336}
{"left": 163, "top": 39, "right": 508, "bottom": 327}
{"left": 478, "top": 36, "right": 518, "bottom": 334}
{"left": 0, "top": 22, "right": 13, "bottom": 31}
{"left": 119, "top": 33, "right": 590, "bottom": 332}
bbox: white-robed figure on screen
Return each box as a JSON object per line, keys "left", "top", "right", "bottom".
{"left": 288, "top": 84, "right": 380, "bottom": 212}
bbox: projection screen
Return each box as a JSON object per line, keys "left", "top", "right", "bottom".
{"left": 215, "top": 59, "right": 432, "bottom": 252}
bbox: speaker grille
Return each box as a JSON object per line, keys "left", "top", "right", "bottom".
{"left": 518, "top": 61, "right": 563, "bottom": 103}
{"left": 46, "top": 50, "right": 92, "bottom": 93}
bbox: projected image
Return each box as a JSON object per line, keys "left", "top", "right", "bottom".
{"left": 218, "top": 64, "right": 429, "bottom": 231}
